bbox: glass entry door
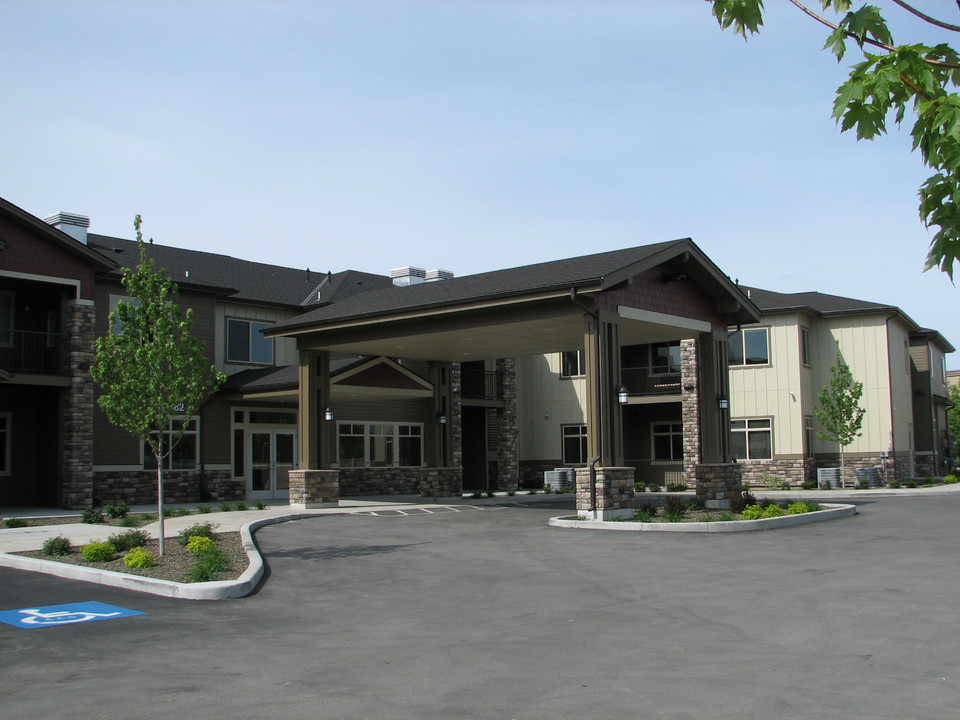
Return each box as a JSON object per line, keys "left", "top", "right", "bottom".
{"left": 249, "top": 430, "right": 296, "bottom": 500}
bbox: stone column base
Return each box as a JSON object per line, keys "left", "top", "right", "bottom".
{"left": 420, "top": 468, "right": 463, "bottom": 499}
{"left": 695, "top": 463, "right": 742, "bottom": 509}
{"left": 289, "top": 469, "right": 340, "bottom": 508}
{"left": 575, "top": 466, "right": 635, "bottom": 521}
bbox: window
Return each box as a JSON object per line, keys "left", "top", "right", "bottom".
{"left": 143, "top": 417, "right": 199, "bottom": 470}
{"left": 560, "top": 350, "right": 585, "bottom": 378}
{"left": 730, "top": 418, "right": 772, "bottom": 460}
{"left": 109, "top": 295, "right": 139, "bottom": 335}
{"left": 651, "top": 341, "right": 681, "bottom": 374}
{"left": 0, "top": 413, "right": 10, "bottom": 475}
{"left": 562, "top": 425, "right": 588, "bottom": 464}
{"left": 651, "top": 422, "right": 683, "bottom": 460}
{"left": 227, "top": 318, "right": 274, "bottom": 364}
{"left": 800, "top": 327, "right": 810, "bottom": 366}
{"left": 0, "top": 291, "right": 13, "bottom": 347}
{"left": 729, "top": 328, "right": 769, "bottom": 366}
{"left": 336, "top": 422, "right": 424, "bottom": 467}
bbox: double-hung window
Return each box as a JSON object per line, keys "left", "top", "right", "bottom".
{"left": 227, "top": 319, "right": 274, "bottom": 364}
{"left": 562, "top": 424, "right": 588, "bottom": 464}
{"left": 800, "top": 327, "right": 810, "bottom": 366}
{"left": 652, "top": 422, "right": 683, "bottom": 460}
{"left": 143, "top": 416, "right": 199, "bottom": 470}
{"left": 730, "top": 418, "right": 772, "bottom": 460}
{"left": 729, "top": 328, "right": 769, "bottom": 366}
{"left": 560, "top": 350, "right": 585, "bottom": 378}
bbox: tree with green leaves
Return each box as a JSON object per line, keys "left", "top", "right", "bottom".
{"left": 709, "top": 0, "right": 960, "bottom": 279}
{"left": 814, "top": 342, "right": 866, "bottom": 486}
{"left": 91, "top": 215, "right": 225, "bottom": 554}
{"left": 948, "top": 381, "right": 960, "bottom": 461}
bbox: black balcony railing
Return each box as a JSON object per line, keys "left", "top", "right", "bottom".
{"left": 461, "top": 369, "right": 503, "bottom": 400}
{"left": 621, "top": 367, "right": 681, "bottom": 396}
{"left": 0, "top": 329, "right": 62, "bottom": 374}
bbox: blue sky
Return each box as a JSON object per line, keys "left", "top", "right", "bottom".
{"left": 2, "top": 1, "right": 957, "bottom": 368}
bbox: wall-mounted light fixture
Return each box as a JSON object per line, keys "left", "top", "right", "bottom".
{"left": 324, "top": 407, "right": 334, "bottom": 421}
{"left": 438, "top": 413, "right": 448, "bottom": 425}
{"left": 717, "top": 396, "right": 729, "bottom": 411}
{"left": 618, "top": 386, "right": 629, "bottom": 404}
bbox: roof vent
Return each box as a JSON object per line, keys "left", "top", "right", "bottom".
{"left": 425, "top": 268, "right": 454, "bottom": 282}
{"left": 44, "top": 212, "right": 90, "bottom": 244}
{"left": 390, "top": 266, "right": 426, "bottom": 286}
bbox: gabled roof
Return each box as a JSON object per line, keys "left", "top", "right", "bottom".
{"left": 270, "top": 239, "right": 756, "bottom": 335}
{"left": 0, "top": 197, "right": 117, "bottom": 271}
{"left": 88, "top": 234, "right": 393, "bottom": 308}
{"left": 743, "top": 287, "right": 894, "bottom": 316}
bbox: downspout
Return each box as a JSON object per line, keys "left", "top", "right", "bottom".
{"left": 570, "top": 287, "right": 600, "bottom": 514}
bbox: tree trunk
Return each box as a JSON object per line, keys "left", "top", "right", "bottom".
{"left": 156, "top": 456, "right": 165, "bottom": 556}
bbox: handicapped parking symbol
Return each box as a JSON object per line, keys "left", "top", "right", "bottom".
{"left": 0, "top": 602, "right": 145, "bottom": 629}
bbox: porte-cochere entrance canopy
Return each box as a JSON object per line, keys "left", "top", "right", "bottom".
{"left": 265, "top": 239, "right": 760, "bottom": 510}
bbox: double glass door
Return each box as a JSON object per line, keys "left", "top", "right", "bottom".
{"left": 249, "top": 430, "right": 296, "bottom": 500}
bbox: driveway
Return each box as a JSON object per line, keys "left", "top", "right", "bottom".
{"left": 1, "top": 496, "right": 957, "bottom": 719}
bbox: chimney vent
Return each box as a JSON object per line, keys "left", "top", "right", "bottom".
{"left": 390, "top": 266, "right": 427, "bottom": 286}
{"left": 425, "top": 269, "right": 454, "bottom": 282}
{"left": 44, "top": 212, "right": 90, "bottom": 244}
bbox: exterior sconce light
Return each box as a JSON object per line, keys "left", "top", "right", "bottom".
{"left": 438, "top": 413, "right": 448, "bottom": 425}
{"left": 717, "top": 396, "right": 729, "bottom": 411}
{"left": 618, "top": 386, "right": 629, "bottom": 404}
{"left": 324, "top": 407, "right": 334, "bottom": 421}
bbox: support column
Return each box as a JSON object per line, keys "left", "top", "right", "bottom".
{"left": 495, "top": 357, "right": 519, "bottom": 491}
{"left": 694, "top": 330, "right": 741, "bottom": 505}
{"left": 583, "top": 311, "right": 624, "bottom": 467}
{"left": 680, "top": 338, "right": 700, "bottom": 488}
{"left": 62, "top": 299, "right": 95, "bottom": 509}
{"left": 294, "top": 349, "right": 338, "bottom": 506}
{"left": 575, "top": 466, "right": 635, "bottom": 520}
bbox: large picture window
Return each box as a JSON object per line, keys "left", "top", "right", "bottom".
{"left": 651, "top": 422, "right": 683, "bottom": 460}
{"left": 560, "top": 350, "right": 585, "bottom": 378}
{"left": 227, "top": 318, "right": 274, "bottom": 364}
{"left": 730, "top": 418, "right": 772, "bottom": 460}
{"left": 562, "top": 424, "right": 588, "bottom": 464}
{"left": 651, "top": 341, "right": 681, "bottom": 374}
{"left": 143, "top": 416, "right": 199, "bottom": 470}
{"left": 729, "top": 328, "right": 769, "bottom": 366}
{"left": 336, "top": 422, "right": 423, "bottom": 467}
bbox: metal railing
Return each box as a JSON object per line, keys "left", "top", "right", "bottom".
{"left": 0, "top": 329, "right": 62, "bottom": 374}
{"left": 621, "top": 367, "right": 681, "bottom": 396}
{"left": 461, "top": 369, "right": 503, "bottom": 400}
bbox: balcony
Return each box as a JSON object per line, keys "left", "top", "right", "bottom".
{"left": 0, "top": 330, "right": 62, "bottom": 374}
{"left": 461, "top": 368, "right": 503, "bottom": 400}
{"left": 621, "top": 367, "right": 681, "bottom": 396}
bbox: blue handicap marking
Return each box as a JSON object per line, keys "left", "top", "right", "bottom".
{"left": 0, "top": 601, "right": 146, "bottom": 629}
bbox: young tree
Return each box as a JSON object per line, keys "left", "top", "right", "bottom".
{"left": 814, "top": 342, "right": 866, "bottom": 486}
{"left": 948, "top": 382, "right": 960, "bottom": 464}
{"left": 91, "top": 215, "right": 225, "bottom": 554}
{"left": 709, "top": 0, "right": 960, "bottom": 279}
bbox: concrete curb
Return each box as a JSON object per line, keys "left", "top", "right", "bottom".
{"left": 0, "top": 513, "right": 317, "bottom": 601}
{"left": 548, "top": 503, "right": 858, "bottom": 532}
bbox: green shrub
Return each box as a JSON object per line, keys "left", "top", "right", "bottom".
{"left": 3, "top": 517, "right": 28, "bottom": 528}
{"left": 905, "top": 480, "right": 918, "bottom": 488}
{"left": 543, "top": 485, "right": 554, "bottom": 494}
{"left": 123, "top": 547, "right": 156, "bottom": 568}
{"left": 646, "top": 482, "right": 661, "bottom": 493}
{"left": 802, "top": 478, "right": 818, "bottom": 490}
{"left": 666, "top": 482, "right": 687, "bottom": 493}
{"left": 177, "top": 522, "right": 217, "bottom": 546}
{"left": 218, "top": 502, "right": 234, "bottom": 512}
{"left": 856, "top": 479, "right": 869, "bottom": 490}
{"left": 189, "top": 546, "right": 228, "bottom": 582}
{"left": 42, "top": 535, "right": 73, "bottom": 556}
{"left": 730, "top": 491, "right": 756, "bottom": 514}
{"left": 254, "top": 500, "right": 267, "bottom": 510}
{"left": 687, "top": 498, "right": 706, "bottom": 512}
{"left": 558, "top": 485, "right": 575, "bottom": 494}
{"left": 118, "top": 516, "right": 141, "bottom": 527}
{"left": 104, "top": 501, "right": 129, "bottom": 519}
{"left": 944, "top": 475, "right": 959, "bottom": 484}
{"left": 740, "top": 505, "right": 764, "bottom": 521}
{"left": 470, "top": 491, "right": 483, "bottom": 499}
{"left": 634, "top": 508, "right": 654, "bottom": 523}
{"left": 507, "top": 490, "right": 516, "bottom": 496}
{"left": 234, "top": 501, "right": 249, "bottom": 511}
{"left": 924, "top": 476, "right": 936, "bottom": 485}
{"left": 888, "top": 480, "right": 901, "bottom": 488}
{"left": 80, "top": 541, "right": 116, "bottom": 562}
{"left": 196, "top": 505, "right": 212, "bottom": 514}
{"left": 804, "top": 501, "right": 823, "bottom": 512}
{"left": 717, "top": 510, "right": 736, "bottom": 522}
{"left": 185, "top": 535, "right": 216, "bottom": 554}
{"left": 634, "top": 482, "right": 645, "bottom": 493}
{"left": 787, "top": 501, "right": 812, "bottom": 515}
{"left": 761, "top": 504, "right": 785, "bottom": 518}
{"left": 81, "top": 507, "right": 105, "bottom": 524}
{"left": 108, "top": 529, "right": 150, "bottom": 552}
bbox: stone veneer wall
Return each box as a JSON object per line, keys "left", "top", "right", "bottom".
{"left": 289, "top": 469, "right": 340, "bottom": 507}
{"left": 575, "top": 466, "right": 635, "bottom": 520}
{"left": 495, "top": 358, "right": 519, "bottom": 491}
{"left": 92, "top": 470, "right": 239, "bottom": 506}
{"left": 338, "top": 468, "right": 423, "bottom": 496}
{"left": 694, "top": 463, "right": 742, "bottom": 509}
{"left": 680, "top": 338, "right": 700, "bottom": 489}
{"left": 450, "top": 364, "right": 463, "bottom": 471}
{"left": 737, "top": 458, "right": 816, "bottom": 488}
{"left": 61, "top": 300, "right": 96, "bottom": 509}
{"left": 419, "top": 468, "right": 463, "bottom": 498}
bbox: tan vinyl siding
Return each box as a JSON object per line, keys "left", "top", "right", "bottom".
{"left": 517, "top": 353, "right": 587, "bottom": 461}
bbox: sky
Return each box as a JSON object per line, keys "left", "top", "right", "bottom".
{"left": 2, "top": 0, "right": 958, "bottom": 368}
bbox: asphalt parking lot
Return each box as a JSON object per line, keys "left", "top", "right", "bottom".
{"left": 1, "top": 496, "right": 958, "bottom": 720}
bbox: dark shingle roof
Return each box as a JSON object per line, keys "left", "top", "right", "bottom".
{"left": 88, "top": 234, "right": 393, "bottom": 308}
{"left": 271, "top": 239, "right": 690, "bottom": 333}
{"left": 742, "top": 287, "right": 894, "bottom": 315}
